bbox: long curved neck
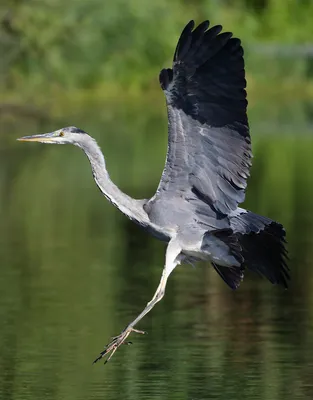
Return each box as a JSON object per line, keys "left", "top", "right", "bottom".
{"left": 78, "top": 136, "right": 149, "bottom": 226}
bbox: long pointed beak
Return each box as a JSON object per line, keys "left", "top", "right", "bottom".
{"left": 17, "top": 133, "right": 56, "bottom": 143}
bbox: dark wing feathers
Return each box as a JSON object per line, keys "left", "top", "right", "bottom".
{"left": 174, "top": 20, "right": 195, "bottom": 61}
{"left": 210, "top": 210, "right": 289, "bottom": 290}
{"left": 230, "top": 210, "right": 290, "bottom": 288}
{"left": 150, "top": 20, "right": 252, "bottom": 216}
{"left": 212, "top": 263, "right": 245, "bottom": 290}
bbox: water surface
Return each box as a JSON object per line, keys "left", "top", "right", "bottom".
{"left": 1, "top": 105, "right": 313, "bottom": 400}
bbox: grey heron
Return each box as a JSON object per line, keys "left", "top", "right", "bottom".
{"left": 18, "top": 20, "right": 289, "bottom": 364}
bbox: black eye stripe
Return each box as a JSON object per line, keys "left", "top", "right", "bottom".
{"left": 72, "top": 128, "right": 85, "bottom": 134}
{"left": 64, "top": 126, "right": 86, "bottom": 134}
{"left": 59, "top": 132, "right": 64, "bottom": 137}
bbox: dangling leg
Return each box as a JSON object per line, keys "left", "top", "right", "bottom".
{"left": 93, "top": 239, "right": 181, "bottom": 364}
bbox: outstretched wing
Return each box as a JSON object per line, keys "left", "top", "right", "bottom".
{"left": 147, "top": 20, "right": 252, "bottom": 216}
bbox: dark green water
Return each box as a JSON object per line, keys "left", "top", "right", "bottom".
{"left": 1, "top": 107, "right": 313, "bottom": 400}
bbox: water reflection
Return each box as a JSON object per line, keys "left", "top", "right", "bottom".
{"left": 0, "top": 107, "right": 313, "bottom": 399}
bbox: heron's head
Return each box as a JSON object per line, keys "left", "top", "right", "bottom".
{"left": 17, "top": 126, "right": 88, "bottom": 145}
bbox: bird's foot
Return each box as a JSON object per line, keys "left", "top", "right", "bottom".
{"left": 92, "top": 327, "right": 146, "bottom": 364}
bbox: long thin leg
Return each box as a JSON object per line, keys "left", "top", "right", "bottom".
{"left": 93, "top": 239, "right": 181, "bottom": 364}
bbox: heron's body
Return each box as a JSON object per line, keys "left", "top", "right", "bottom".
{"left": 18, "top": 19, "right": 289, "bottom": 364}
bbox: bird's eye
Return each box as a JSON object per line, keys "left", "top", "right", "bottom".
{"left": 59, "top": 132, "right": 64, "bottom": 137}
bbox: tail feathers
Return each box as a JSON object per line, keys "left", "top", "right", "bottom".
{"left": 240, "top": 222, "right": 289, "bottom": 288}
{"left": 212, "top": 263, "right": 244, "bottom": 290}
{"left": 230, "top": 210, "right": 289, "bottom": 288}
{"left": 209, "top": 229, "right": 245, "bottom": 290}
{"left": 211, "top": 228, "right": 244, "bottom": 265}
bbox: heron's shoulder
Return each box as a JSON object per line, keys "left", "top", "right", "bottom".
{"left": 144, "top": 196, "right": 192, "bottom": 231}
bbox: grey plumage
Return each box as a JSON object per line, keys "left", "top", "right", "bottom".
{"left": 18, "top": 19, "right": 289, "bottom": 364}
{"left": 150, "top": 20, "right": 251, "bottom": 218}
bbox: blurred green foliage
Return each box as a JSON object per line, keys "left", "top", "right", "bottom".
{"left": 1, "top": 0, "right": 313, "bottom": 108}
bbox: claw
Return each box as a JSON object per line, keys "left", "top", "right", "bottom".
{"left": 93, "top": 326, "right": 146, "bottom": 365}
{"left": 131, "top": 328, "right": 146, "bottom": 335}
{"left": 92, "top": 354, "right": 103, "bottom": 364}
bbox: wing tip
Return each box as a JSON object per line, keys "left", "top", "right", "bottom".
{"left": 173, "top": 20, "right": 237, "bottom": 64}
{"left": 173, "top": 20, "right": 195, "bottom": 62}
{"left": 187, "top": 20, "right": 195, "bottom": 29}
